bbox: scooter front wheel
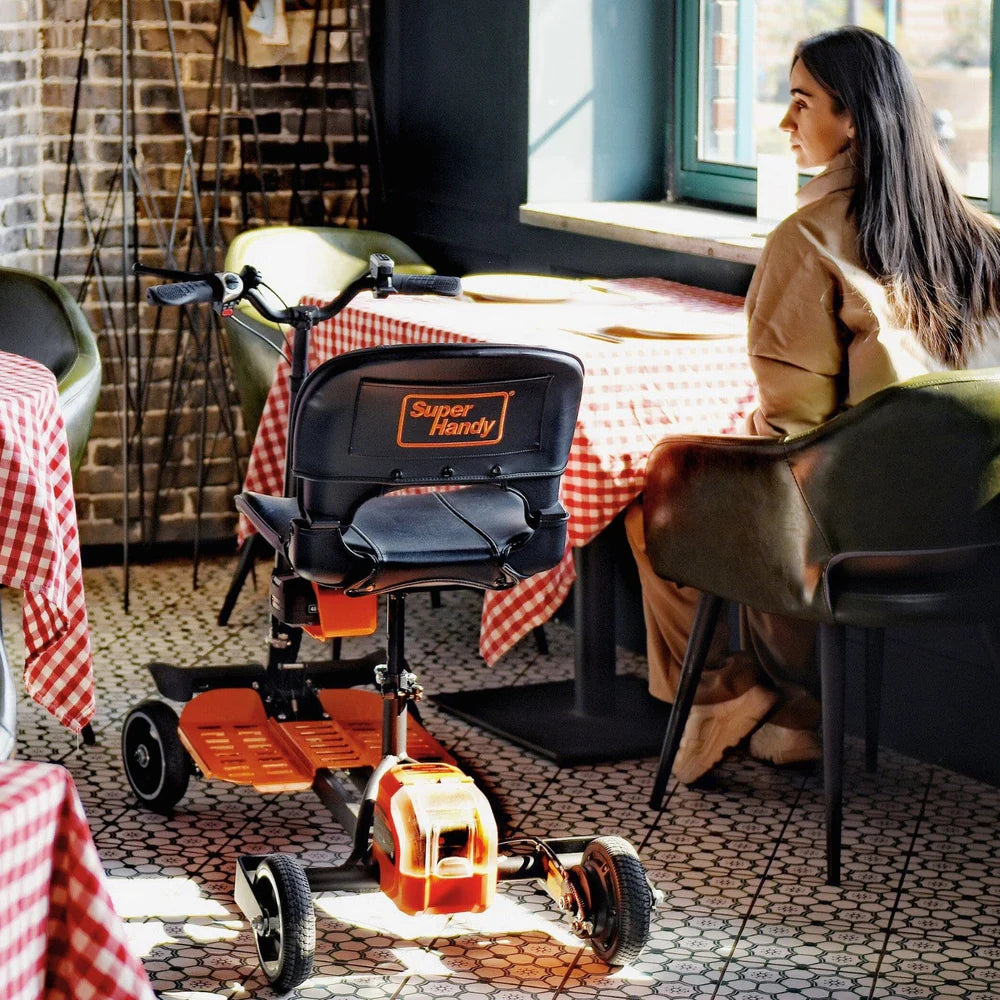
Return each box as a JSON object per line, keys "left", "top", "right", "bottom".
{"left": 253, "top": 853, "right": 316, "bottom": 994}
{"left": 578, "top": 836, "right": 652, "bottom": 967}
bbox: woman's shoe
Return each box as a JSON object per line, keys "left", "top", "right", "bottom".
{"left": 748, "top": 722, "right": 822, "bottom": 765}
{"left": 671, "top": 684, "right": 779, "bottom": 784}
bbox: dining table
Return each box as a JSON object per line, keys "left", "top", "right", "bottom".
{"left": 0, "top": 759, "right": 154, "bottom": 1000}
{"left": 239, "top": 275, "right": 758, "bottom": 762}
{"left": 0, "top": 350, "right": 95, "bottom": 738}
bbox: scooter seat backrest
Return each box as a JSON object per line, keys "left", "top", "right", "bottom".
{"left": 284, "top": 342, "right": 584, "bottom": 592}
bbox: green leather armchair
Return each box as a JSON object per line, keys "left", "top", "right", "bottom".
{"left": 641, "top": 368, "right": 1000, "bottom": 885}
{"left": 218, "top": 226, "right": 434, "bottom": 624}
{"left": 0, "top": 267, "right": 102, "bottom": 476}
{"left": 0, "top": 267, "right": 103, "bottom": 759}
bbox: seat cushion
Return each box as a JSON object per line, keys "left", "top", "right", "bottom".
{"left": 289, "top": 486, "right": 537, "bottom": 592}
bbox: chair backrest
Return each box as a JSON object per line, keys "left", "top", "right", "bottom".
{"left": 281, "top": 343, "right": 583, "bottom": 592}
{"left": 786, "top": 369, "right": 1000, "bottom": 555}
{"left": 644, "top": 368, "right": 1000, "bottom": 620}
{"left": 0, "top": 267, "right": 87, "bottom": 378}
{"left": 222, "top": 226, "right": 434, "bottom": 436}
{"left": 0, "top": 267, "right": 102, "bottom": 475}
{"left": 289, "top": 343, "right": 584, "bottom": 521}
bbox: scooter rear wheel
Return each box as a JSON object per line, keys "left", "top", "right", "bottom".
{"left": 121, "top": 699, "right": 190, "bottom": 813}
{"left": 253, "top": 853, "right": 315, "bottom": 993}
{"left": 579, "top": 836, "right": 652, "bottom": 966}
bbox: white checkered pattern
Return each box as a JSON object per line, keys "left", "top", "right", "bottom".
{"left": 0, "top": 760, "right": 154, "bottom": 1000}
{"left": 240, "top": 279, "right": 758, "bottom": 664}
{"left": 0, "top": 352, "right": 94, "bottom": 731}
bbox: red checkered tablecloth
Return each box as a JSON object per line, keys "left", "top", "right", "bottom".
{"left": 241, "top": 278, "right": 758, "bottom": 664}
{"left": 0, "top": 351, "right": 95, "bottom": 732}
{"left": 0, "top": 760, "right": 154, "bottom": 1000}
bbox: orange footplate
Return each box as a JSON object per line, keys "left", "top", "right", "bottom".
{"left": 178, "top": 688, "right": 454, "bottom": 793}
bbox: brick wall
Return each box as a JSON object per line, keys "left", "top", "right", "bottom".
{"left": 707, "top": 0, "right": 737, "bottom": 162}
{"left": 0, "top": 2, "right": 45, "bottom": 267}
{"left": 0, "top": 0, "right": 368, "bottom": 547}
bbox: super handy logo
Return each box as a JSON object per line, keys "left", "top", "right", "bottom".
{"left": 397, "top": 392, "right": 511, "bottom": 447}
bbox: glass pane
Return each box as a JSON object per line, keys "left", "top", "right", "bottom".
{"left": 897, "top": 1, "right": 991, "bottom": 199}
{"left": 697, "top": 0, "right": 990, "bottom": 199}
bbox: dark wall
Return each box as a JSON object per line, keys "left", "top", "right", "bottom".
{"left": 369, "top": 0, "right": 753, "bottom": 294}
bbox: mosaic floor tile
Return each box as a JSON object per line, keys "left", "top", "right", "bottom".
{"left": 7, "top": 556, "right": 1000, "bottom": 999}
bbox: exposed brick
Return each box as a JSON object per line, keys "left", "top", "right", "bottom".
{"left": 2, "top": 1, "right": 369, "bottom": 546}
{"left": 713, "top": 33, "right": 737, "bottom": 68}
{"left": 712, "top": 96, "right": 736, "bottom": 132}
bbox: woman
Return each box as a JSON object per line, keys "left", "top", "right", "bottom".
{"left": 627, "top": 25, "right": 1000, "bottom": 784}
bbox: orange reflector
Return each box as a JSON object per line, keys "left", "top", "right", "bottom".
{"left": 303, "top": 585, "right": 378, "bottom": 639}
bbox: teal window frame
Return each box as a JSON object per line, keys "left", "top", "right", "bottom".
{"left": 673, "top": 0, "right": 1000, "bottom": 214}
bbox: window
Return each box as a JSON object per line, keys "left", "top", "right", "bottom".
{"left": 676, "top": 0, "right": 999, "bottom": 212}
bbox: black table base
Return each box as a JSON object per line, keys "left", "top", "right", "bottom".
{"left": 432, "top": 674, "right": 666, "bottom": 765}
{"left": 433, "top": 521, "right": 668, "bottom": 764}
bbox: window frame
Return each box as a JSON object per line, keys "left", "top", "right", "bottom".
{"left": 672, "top": 0, "right": 1000, "bottom": 215}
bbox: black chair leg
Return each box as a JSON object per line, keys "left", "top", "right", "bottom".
{"left": 820, "top": 621, "right": 847, "bottom": 887}
{"left": 649, "top": 592, "right": 725, "bottom": 809}
{"left": 979, "top": 623, "right": 1000, "bottom": 675}
{"left": 863, "top": 627, "right": 883, "bottom": 773}
{"left": 218, "top": 534, "right": 270, "bottom": 626}
{"left": 532, "top": 625, "right": 549, "bottom": 655}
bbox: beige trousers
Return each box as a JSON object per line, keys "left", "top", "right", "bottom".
{"left": 624, "top": 501, "right": 820, "bottom": 729}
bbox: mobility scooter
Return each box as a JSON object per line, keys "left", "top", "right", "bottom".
{"left": 121, "top": 255, "right": 658, "bottom": 992}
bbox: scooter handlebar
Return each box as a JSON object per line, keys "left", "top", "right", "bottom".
{"left": 135, "top": 255, "right": 461, "bottom": 329}
{"left": 143, "top": 269, "right": 245, "bottom": 308}
{"left": 390, "top": 273, "right": 462, "bottom": 297}
{"left": 146, "top": 280, "right": 217, "bottom": 307}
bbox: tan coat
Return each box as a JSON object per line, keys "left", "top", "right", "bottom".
{"left": 627, "top": 152, "right": 968, "bottom": 719}
{"left": 745, "top": 150, "right": 941, "bottom": 437}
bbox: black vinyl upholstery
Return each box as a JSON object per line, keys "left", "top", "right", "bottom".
{"left": 0, "top": 267, "right": 102, "bottom": 476}
{"left": 641, "top": 367, "right": 1000, "bottom": 885}
{"left": 216, "top": 227, "right": 435, "bottom": 626}
{"left": 236, "top": 343, "right": 584, "bottom": 597}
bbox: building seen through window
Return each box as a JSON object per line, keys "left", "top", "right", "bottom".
{"left": 698, "top": 0, "right": 991, "bottom": 199}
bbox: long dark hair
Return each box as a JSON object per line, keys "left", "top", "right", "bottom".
{"left": 796, "top": 26, "right": 1000, "bottom": 365}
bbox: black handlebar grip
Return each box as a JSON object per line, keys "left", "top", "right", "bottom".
{"left": 146, "top": 281, "right": 217, "bottom": 307}
{"left": 391, "top": 274, "right": 462, "bottom": 297}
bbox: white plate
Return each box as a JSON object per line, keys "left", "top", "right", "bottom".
{"left": 461, "top": 273, "right": 582, "bottom": 303}
{"left": 600, "top": 325, "right": 743, "bottom": 340}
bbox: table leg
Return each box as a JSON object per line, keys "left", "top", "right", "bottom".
{"left": 433, "top": 522, "right": 668, "bottom": 764}
{"left": 573, "top": 528, "right": 617, "bottom": 716}
{"left": 0, "top": 603, "right": 15, "bottom": 761}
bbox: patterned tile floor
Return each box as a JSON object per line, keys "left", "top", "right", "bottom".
{"left": 5, "top": 555, "right": 1000, "bottom": 1000}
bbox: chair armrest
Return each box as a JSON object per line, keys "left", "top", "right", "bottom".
{"left": 642, "top": 433, "right": 831, "bottom": 619}
{"left": 55, "top": 308, "right": 102, "bottom": 477}
{"left": 234, "top": 492, "right": 299, "bottom": 552}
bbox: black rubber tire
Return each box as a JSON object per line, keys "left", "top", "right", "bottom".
{"left": 121, "top": 699, "right": 190, "bottom": 813}
{"left": 253, "top": 854, "right": 316, "bottom": 994}
{"left": 579, "top": 836, "right": 652, "bottom": 966}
